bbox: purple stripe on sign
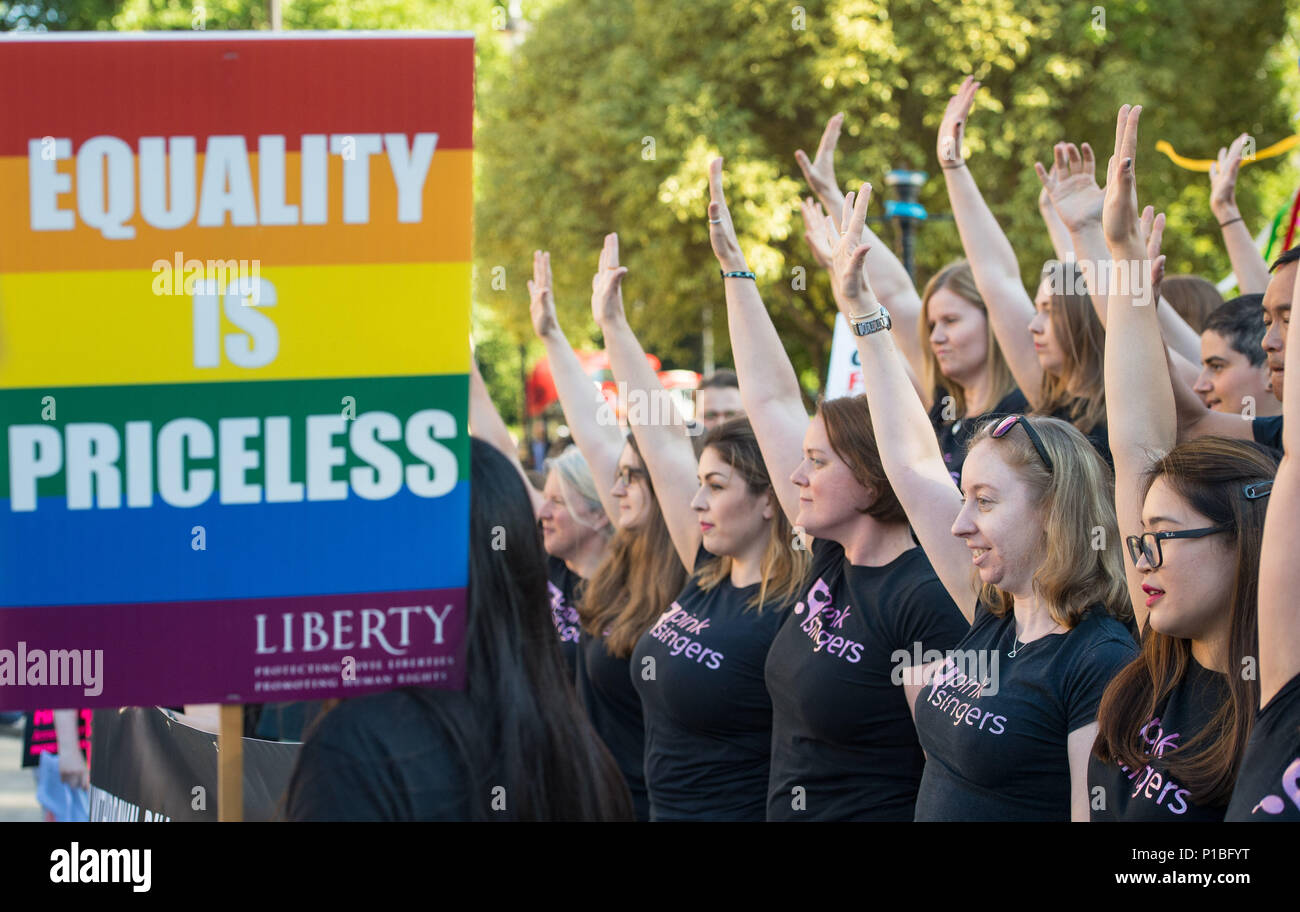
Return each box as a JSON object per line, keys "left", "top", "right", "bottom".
{"left": 0, "top": 588, "right": 466, "bottom": 711}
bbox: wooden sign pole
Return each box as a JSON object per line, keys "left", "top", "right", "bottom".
{"left": 217, "top": 704, "right": 244, "bottom": 822}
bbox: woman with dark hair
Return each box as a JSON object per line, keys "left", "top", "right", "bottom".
{"left": 591, "top": 241, "right": 811, "bottom": 819}
{"left": 940, "top": 77, "right": 1112, "bottom": 464}
{"left": 528, "top": 244, "right": 689, "bottom": 821}
{"left": 283, "top": 438, "right": 633, "bottom": 821}
{"left": 795, "top": 114, "right": 1026, "bottom": 486}
{"left": 1088, "top": 107, "right": 1277, "bottom": 820}
{"left": 1226, "top": 206, "right": 1300, "bottom": 821}
{"left": 708, "top": 159, "right": 969, "bottom": 821}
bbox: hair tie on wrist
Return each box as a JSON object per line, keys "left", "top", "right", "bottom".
{"left": 940, "top": 161, "right": 967, "bottom": 170}
{"left": 720, "top": 270, "right": 756, "bottom": 280}
{"left": 1219, "top": 216, "right": 1244, "bottom": 228}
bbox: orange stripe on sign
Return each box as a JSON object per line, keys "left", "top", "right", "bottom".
{"left": 0, "top": 149, "right": 470, "bottom": 273}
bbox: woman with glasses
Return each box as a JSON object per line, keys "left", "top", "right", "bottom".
{"left": 528, "top": 246, "right": 692, "bottom": 821}
{"left": 708, "top": 160, "right": 969, "bottom": 821}
{"left": 818, "top": 169, "right": 1138, "bottom": 819}
{"left": 1086, "top": 105, "right": 1278, "bottom": 822}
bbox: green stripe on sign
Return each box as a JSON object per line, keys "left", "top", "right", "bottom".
{"left": 1, "top": 375, "right": 469, "bottom": 500}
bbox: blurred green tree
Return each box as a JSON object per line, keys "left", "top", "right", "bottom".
{"left": 478, "top": 0, "right": 1299, "bottom": 400}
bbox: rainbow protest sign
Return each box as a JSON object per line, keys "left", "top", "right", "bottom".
{"left": 0, "top": 33, "right": 473, "bottom": 709}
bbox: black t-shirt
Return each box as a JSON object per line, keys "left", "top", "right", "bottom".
{"left": 764, "top": 538, "right": 969, "bottom": 821}
{"left": 1088, "top": 657, "right": 1231, "bottom": 821}
{"left": 1225, "top": 670, "right": 1300, "bottom": 820}
{"left": 546, "top": 556, "right": 583, "bottom": 677}
{"left": 284, "top": 689, "right": 471, "bottom": 821}
{"left": 1251, "top": 414, "right": 1284, "bottom": 452}
{"left": 576, "top": 628, "right": 650, "bottom": 821}
{"left": 930, "top": 388, "right": 1030, "bottom": 487}
{"left": 631, "top": 547, "right": 796, "bottom": 821}
{"left": 912, "top": 601, "right": 1138, "bottom": 821}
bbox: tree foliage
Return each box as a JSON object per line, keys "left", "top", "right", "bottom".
{"left": 478, "top": 0, "right": 1298, "bottom": 395}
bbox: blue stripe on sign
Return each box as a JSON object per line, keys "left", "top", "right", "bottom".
{"left": 0, "top": 482, "right": 469, "bottom": 606}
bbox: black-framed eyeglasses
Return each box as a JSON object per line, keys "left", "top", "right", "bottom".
{"left": 616, "top": 465, "right": 648, "bottom": 487}
{"left": 1125, "top": 526, "right": 1231, "bottom": 569}
{"left": 990, "top": 414, "right": 1054, "bottom": 474}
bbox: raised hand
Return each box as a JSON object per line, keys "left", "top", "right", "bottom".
{"left": 528, "top": 250, "right": 560, "bottom": 338}
{"left": 707, "top": 157, "right": 749, "bottom": 272}
{"left": 1101, "top": 104, "right": 1144, "bottom": 250}
{"left": 800, "top": 196, "right": 833, "bottom": 268}
{"left": 795, "top": 112, "right": 845, "bottom": 207}
{"left": 822, "top": 183, "right": 879, "bottom": 314}
{"left": 1209, "top": 132, "right": 1249, "bottom": 219}
{"left": 1035, "top": 142, "right": 1105, "bottom": 232}
{"left": 1138, "top": 206, "right": 1167, "bottom": 304}
{"left": 937, "top": 76, "right": 979, "bottom": 167}
{"left": 590, "top": 232, "right": 629, "bottom": 328}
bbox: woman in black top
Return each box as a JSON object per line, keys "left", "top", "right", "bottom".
{"left": 528, "top": 241, "right": 692, "bottom": 821}
{"left": 539, "top": 447, "right": 613, "bottom": 674}
{"left": 940, "top": 77, "right": 1110, "bottom": 465}
{"left": 283, "top": 439, "right": 632, "bottom": 821}
{"left": 1226, "top": 214, "right": 1300, "bottom": 821}
{"left": 820, "top": 155, "right": 1137, "bottom": 819}
{"left": 708, "top": 161, "right": 969, "bottom": 822}
{"left": 469, "top": 358, "right": 611, "bottom": 675}
{"left": 592, "top": 262, "right": 812, "bottom": 820}
{"left": 1089, "top": 104, "right": 1277, "bottom": 822}
{"left": 793, "top": 114, "right": 1026, "bottom": 487}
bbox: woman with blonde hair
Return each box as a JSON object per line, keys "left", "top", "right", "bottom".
{"left": 819, "top": 172, "right": 1138, "bottom": 820}
{"left": 795, "top": 114, "right": 1025, "bottom": 485}
{"left": 939, "top": 77, "right": 1112, "bottom": 463}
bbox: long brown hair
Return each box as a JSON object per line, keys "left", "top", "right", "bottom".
{"left": 966, "top": 415, "right": 1128, "bottom": 625}
{"left": 1160, "top": 275, "right": 1224, "bottom": 335}
{"left": 581, "top": 434, "right": 691, "bottom": 657}
{"left": 816, "top": 395, "right": 907, "bottom": 524}
{"left": 918, "top": 261, "right": 1018, "bottom": 417}
{"left": 1093, "top": 438, "right": 1277, "bottom": 805}
{"left": 1037, "top": 260, "right": 1107, "bottom": 434}
{"left": 692, "top": 418, "right": 811, "bottom": 609}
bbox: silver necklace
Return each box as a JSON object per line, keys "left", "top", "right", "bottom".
{"left": 1007, "top": 632, "right": 1025, "bottom": 658}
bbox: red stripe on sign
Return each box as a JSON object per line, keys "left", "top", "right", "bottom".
{"left": 0, "top": 35, "right": 473, "bottom": 154}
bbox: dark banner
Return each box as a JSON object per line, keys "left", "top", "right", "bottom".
{"left": 89, "top": 707, "right": 300, "bottom": 821}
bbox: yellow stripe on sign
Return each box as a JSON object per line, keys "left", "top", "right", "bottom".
{"left": 0, "top": 261, "right": 470, "bottom": 389}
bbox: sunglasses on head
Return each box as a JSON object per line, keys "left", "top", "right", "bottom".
{"left": 990, "top": 415, "right": 1054, "bottom": 474}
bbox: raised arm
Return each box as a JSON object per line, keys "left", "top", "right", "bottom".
{"left": 1100, "top": 105, "right": 1176, "bottom": 632}
{"left": 800, "top": 196, "right": 928, "bottom": 404}
{"left": 1036, "top": 140, "right": 1202, "bottom": 376}
{"left": 1257, "top": 247, "right": 1300, "bottom": 707}
{"left": 469, "top": 351, "right": 545, "bottom": 516}
{"left": 1037, "top": 162, "right": 1075, "bottom": 263}
{"left": 939, "top": 76, "right": 1045, "bottom": 406}
{"left": 1210, "top": 133, "right": 1271, "bottom": 296}
{"left": 796, "top": 114, "right": 928, "bottom": 385}
{"left": 708, "top": 157, "right": 809, "bottom": 529}
{"left": 591, "top": 233, "right": 702, "bottom": 571}
{"left": 528, "top": 250, "right": 626, "bottom": 524}
{"left": 822, "top": 184, "right": 978, "bottom": 623}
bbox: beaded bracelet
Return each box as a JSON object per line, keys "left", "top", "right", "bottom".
{"left": 720, "top": 270, "right": 757, "bottom": 280}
